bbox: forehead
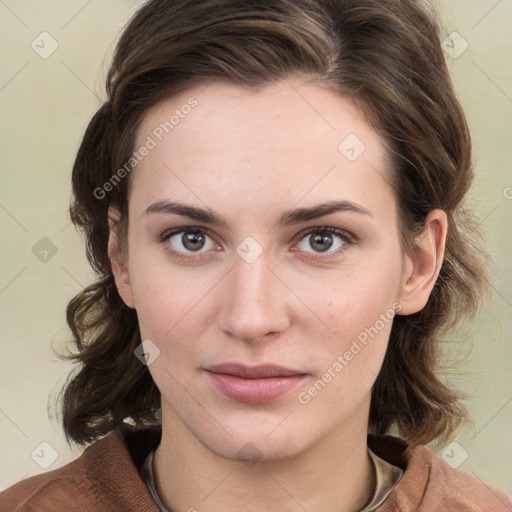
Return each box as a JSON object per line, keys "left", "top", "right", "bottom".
{"left": 129, "top": 79, "right": 395, "bottom": 225}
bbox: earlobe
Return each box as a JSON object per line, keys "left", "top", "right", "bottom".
{"left": 108, "top": 208, "right": 135, "bottom": 309}
{"left": 397, "top": 209, "right": 447, "bottom": 315}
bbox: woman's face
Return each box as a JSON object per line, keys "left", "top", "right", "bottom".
{"left": 116, "top": 78, "right": 417, "bottom": 461}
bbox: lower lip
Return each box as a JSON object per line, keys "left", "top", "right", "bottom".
{"left": 206, "top": 372, "right": 307, "bottom": 404}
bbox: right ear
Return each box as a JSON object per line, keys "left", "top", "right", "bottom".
{"left": 108, "top": 207, "right": 135, "bottom": 309}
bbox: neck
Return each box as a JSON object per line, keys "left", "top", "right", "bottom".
{"left": 153, "top": 411, "right": 375, "bottom": 512}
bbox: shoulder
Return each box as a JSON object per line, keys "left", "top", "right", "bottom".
{"left": 369, "top": 434, "right": 512, "bottom": 512}
{"left": 0, "top": 470, "right": 86, "bottom": 512}
{"left": 0, "top": 424, "right": 162, "bottom": 512}
{"left": 0, "top": 446, "right": 101, "bottom": 512}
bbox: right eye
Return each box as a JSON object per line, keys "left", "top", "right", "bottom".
{"left": 160, "top": 227, "right": 220, "bottom": 260}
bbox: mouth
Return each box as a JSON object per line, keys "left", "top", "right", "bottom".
{"left": 203, "top": 363, "right": 308, "bottom": 404}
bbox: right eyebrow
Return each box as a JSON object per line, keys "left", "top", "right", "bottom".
{"left": 144, "top": 200, "right": 229, "bottom": 227}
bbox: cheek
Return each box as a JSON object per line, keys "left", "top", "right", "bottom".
{"left": 299, "top": 317, "right": 392, "bottom": 416}
{"left": 298, "top": 250, "right": 402, "bottom": 393}
{"left": 127, "top": 252, "right": 219, "bottom": 390}
{"left": 126, "top": 237, "right": 209, "bottom": 335}
{"left": 308, "top": 255, "right": 403, "bottom": 340}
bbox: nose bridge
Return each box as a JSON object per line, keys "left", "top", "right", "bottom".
{"left": 217, "top": 247, "right": 289, "bottom": 341}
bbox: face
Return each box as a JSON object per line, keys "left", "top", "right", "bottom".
{"left": 111, "top": 78, "right": 432, "bottom": 462}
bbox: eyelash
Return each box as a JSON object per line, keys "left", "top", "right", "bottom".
{"left": 159, "top": 226, "right": 355, "bottom": 262}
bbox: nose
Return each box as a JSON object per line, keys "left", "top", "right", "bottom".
{"left": 216, "top": 249, "right": 291, "bottom": 343}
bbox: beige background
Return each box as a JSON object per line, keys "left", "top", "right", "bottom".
{"left": 1, "top": 0, "right": 511, "bottom": 495}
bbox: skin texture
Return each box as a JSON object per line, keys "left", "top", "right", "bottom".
{"left": 108, "top": 78, "right": 447, "bottom": 512}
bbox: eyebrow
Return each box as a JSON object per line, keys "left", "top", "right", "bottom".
{"left": 144, "top": 199, "right": 373, "bottom": 227}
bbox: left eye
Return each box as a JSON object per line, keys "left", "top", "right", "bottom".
{"left": 296, "top": 227, "right": 351, "bottom": 255}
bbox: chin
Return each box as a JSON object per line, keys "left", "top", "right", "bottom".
{"left": 186, "top": 411, "right": 317, "bottom": 464}
{"left": 201, "top": 430, "right": 305, "bottom": 464}
{"left": 161, "top": 393, "right": 339, "bottom": 463}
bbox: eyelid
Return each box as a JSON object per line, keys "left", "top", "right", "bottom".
{"left": 297, "top": 226, "right": 355, "bottom": 244}
{"left": 159, "top": 226, "right": 212, "bottom": 243}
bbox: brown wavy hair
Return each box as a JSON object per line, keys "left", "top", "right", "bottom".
{"left": 57, "top": 0, "right": 489, "bottom": 447}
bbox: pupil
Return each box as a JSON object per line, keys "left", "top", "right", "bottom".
{"left": 183, "top": 231, "right": 205, "bottom": 251}
{"left": 311, "top": 233, "right": 332, "bottom": 252}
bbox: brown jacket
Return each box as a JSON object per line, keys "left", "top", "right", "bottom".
{"left": 1, "top": 424, "right": 510, "bottom": 511}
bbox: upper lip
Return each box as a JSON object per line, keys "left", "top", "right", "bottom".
{"left": 204, "top": 363, "right": 305, "bottom": 379}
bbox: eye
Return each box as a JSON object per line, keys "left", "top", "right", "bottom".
{"left": 161, "top": 228, "right": 219, "bottom": 259}
{"left": 159, "top": 226, "right": 354, "bottom": 261}
{"left": 294, "top": 227, "right": 353, "bottom": 257}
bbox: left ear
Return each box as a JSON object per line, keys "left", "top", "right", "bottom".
{"left": 397, "top": 209, "right": 448, "bottom": 315}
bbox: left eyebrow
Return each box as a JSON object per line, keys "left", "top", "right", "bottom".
{"left": 144, "top": 199, "right": 373, "bottom": 227}
{"left": 277, "top": 200, "right": 373, "bottom": 226}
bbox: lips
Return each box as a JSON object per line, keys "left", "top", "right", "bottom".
{"left": 204, "top": 363, "right": 307, "bottom": 404}
{"left": 205, "top": 363, "right": 304, "bottom": 379}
